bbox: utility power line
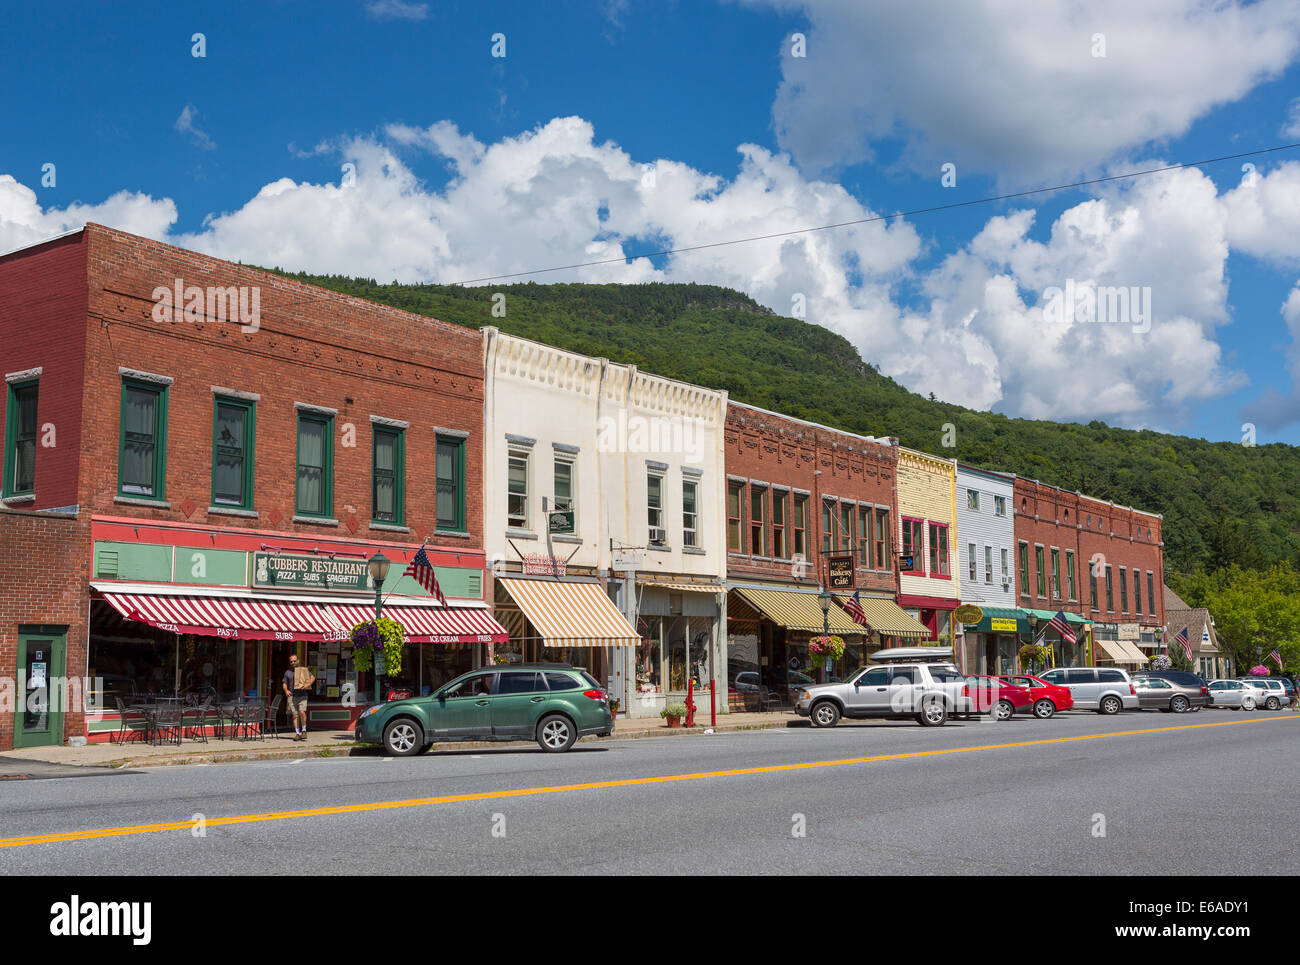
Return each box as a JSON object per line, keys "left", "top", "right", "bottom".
{"left": 444, "top": 142, "right": 1300, "bottom": 286}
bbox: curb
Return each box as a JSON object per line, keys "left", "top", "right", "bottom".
{"left": 98, "top": 718, "right": 803, "bottom": 769}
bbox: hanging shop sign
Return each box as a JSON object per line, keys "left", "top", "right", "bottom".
{"left": 522, "top": 553, "right": 566, "bottom": 577}
{"left": 548, "top": 510, "right": 576, "bottom": 535}
{"left": 253, "top": 551, "right": 372, "bottom": 592}
{"left": 899, "top": 554, "right": 917, "bottom": 572}
{"left": 954, "top": 604, "right": 984, "bottom": 625}
{"left": 827, "top": 555, "right": 855, "bottom": 590}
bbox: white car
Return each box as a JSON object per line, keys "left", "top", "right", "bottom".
{"left": 1240, "top": 678, "right": 1293, "bottom": 710}
{"left": 1207, "top": 679, "right": 1257, "bottom": 710}
{"left": 794, "top": 647, "right": 970, "bottom": 727}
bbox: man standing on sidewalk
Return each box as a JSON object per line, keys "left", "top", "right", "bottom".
{"left": 283, "top": 654, "right": 316, "bottom": 741}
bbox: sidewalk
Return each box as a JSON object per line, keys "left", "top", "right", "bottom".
{"left": 1, "top": 711, "right": 803, "bottom": 770}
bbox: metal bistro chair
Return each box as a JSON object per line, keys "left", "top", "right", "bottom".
{"left": 262, "top": 694, "right": 284, "bottom": 740}
{"left": 114, "top": 697, "right": 151, "bottom": 745}
{"left": 151, "top": 701, "right": 183, "bottom": 746}
{"left": 232, "top": 700, "right": 262, "bottom": 741}
{"left": 181, "top": 697, "right": 213, "bottom": 744}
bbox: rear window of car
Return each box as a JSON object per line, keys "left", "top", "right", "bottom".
{"left": 1098, "top": 670, "right": 1125, "bottom": 682}
{"left": 890, "top": 667, "right": 920, "bottom": 684}
{"left": 497, "top": 672, "right": 545, "bottom": 694}
{"left": 1066, "top": 669, "right": 1096, "bottom": 683}
{"left": 545, "top": 672, "right": 579, "bottom": 691}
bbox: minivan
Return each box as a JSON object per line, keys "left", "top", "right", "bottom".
{"left": 1037, "top": 667, "right": 1139, "bottom": 714}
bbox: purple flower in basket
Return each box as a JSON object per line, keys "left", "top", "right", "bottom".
{"left": 352, "top": 620, "right": 381, "bottom": 650}
{"left": 1249, "top": 665, "right": 1270, "bottom": 677}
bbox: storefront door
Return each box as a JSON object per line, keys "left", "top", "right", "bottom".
{"left": 15, "top": 627, "right": 67, "bottom": 749}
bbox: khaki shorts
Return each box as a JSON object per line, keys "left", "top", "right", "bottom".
{"left": 289, "top": 693, "right": 309, "bottom": 722}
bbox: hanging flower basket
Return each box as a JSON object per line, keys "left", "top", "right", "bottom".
{"left": 350, "top": 617, "right": 406, "bottom": 675}
{"left": 1249, "top": 665, "right": 1271, "bottom": 676}
{"left": 1149, "top": 654, "right": 1172, "bottom": 671}
{"left": 1018, "top": 644, "right": 1050, "bottom": 668}
{"left": 809, "top": 635, "right": 845, "bottom": 669}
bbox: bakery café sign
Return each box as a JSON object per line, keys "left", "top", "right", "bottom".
{"left": 253, "top": 552, "right": 373, "bottom": 592}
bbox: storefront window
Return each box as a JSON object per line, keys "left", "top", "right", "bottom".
{"left": 417, "top": 643, "right": 475, "bottom": 694}
{"left": 667, "top": 616, "right": 689, "bottom": 691}
{"left": 636, "top": 617, "right": 663, "bottom": 693}
{"left": 690, "top": 623, "right": 712, "bottom": 687}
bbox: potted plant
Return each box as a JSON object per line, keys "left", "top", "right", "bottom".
{"left": 661, "top": 703, "right": 687, "bottom": 728}
{"left": 809, "top": 635, "right": 846, "bottom": 669}
{"left": 608, "top": 698, "right": 621, "bottom": 718}
{"left": 1018, "top": 643, "right": 1050, "bottom": 671}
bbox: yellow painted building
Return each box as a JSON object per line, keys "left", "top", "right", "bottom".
{"left": 896, "top": 447, "right": 960, "bottom": 650}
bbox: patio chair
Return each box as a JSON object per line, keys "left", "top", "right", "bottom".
{"left": 181, "top": 697, "right": 212, "bottom": 744}
{"left": 152, "top": 702, "right": 183, "bottom": 746}
{"left": 262, "top": 694, "right": 284, "bottom": 740}
{"left": 113, "top": 697, "right": 151, "bottom": 745}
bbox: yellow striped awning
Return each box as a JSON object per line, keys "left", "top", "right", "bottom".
{"left": 837, "top": 596, "right": 930, "bottom": 638}
{"left": 729, "top": 587, "right": 865, "bottom": 634}
{"left": 635, "top": 579, "right": 723, "bottom": 593}
{"left": 497, "top": 578, "right": 640, "bottom": 647}
{"left": 1095, "top": 637, "right": 1130, "bottom": 662}
{"left": 1117, "top": 640, "right": 1150, "bottom": 665}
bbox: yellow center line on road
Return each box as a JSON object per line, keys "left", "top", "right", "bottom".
{"left": 2, "top": 714, "right": 1294, "bottom": 849}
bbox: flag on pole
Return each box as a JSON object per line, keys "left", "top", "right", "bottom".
{"left": 1269, "top": 648, "right": 1284, "bottom": 671}
{"left": 1048, "top": 610, "right": 1076, "bottom": 644}
{"left": 404, "top": 546, "right": 448, "bottom": 607}
{"left": 1174, "top": 626, "right": 1193, "bottom": 661}
{"left": 842, "top": 590, "right": 870, "bottom": 627}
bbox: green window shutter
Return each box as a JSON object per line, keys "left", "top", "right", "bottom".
{"left": 3, "top": 379, "right": 39, "bottom": 497}
{"left": 118, "top": 379, "right": 168, "bottom": 499}
{"left": 296, "top": 413, "right": 334, "bottom": 517}
{"left": 372, "top": 426, "right": 404, "bottom": 524}
{"left": 435, "top": 435, "right": 465, "bottom": 532}
{"left": 212, "top": 397, "right": 255, "bottom": 510}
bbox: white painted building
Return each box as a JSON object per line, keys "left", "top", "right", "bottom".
{"left": 482, "top": 328, "right": 727, "bottom": 718}
{"left": 954, "top": 464, "right": 1018, "bottom": 674}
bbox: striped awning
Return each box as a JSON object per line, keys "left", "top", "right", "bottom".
{"left": 837, "top": 595, "right": 930, "bottom": 638}
{"left": 1116, "top": 639, "right": 1150, "bottom": 664}
{"left": 99, "top": 590, "right": 351, "bottom": 642}
{"left": 1095, "top": 637, "right": 1130, "bottom": 662}
{"left": 327, "top": 603, "right": 507, "bottom": 645}
{"left": 729, "top": 587, "right": 865, "bottom": 634}
{"left": 498, "top": 578, "right": 640, "bottom": 647}
{"left": 635, "top": 579, "right": 724, "bottom": 594}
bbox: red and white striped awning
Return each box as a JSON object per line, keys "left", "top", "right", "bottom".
{"left": 99, "top": 590, "right": 351, "bottom": 642}
{"left": 327, "top": 603, "right": 507, "bottom": 645}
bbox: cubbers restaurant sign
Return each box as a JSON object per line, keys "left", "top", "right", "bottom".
{"left": 253, "top": 552, "right": 374, "bottom": 592}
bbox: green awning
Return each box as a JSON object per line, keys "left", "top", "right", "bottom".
{"left": 1024, "top": 608, "right": 1092, "bottom": 626}
{"left": 962, "top": 607, "right": 1025, "bottom": 634}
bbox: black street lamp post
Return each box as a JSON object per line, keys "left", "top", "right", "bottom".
{"left": 818, "top": 587, "right": 832, "bottom": 684}
{"left": 368, "top": 551, "right": 391, "bottom": 703}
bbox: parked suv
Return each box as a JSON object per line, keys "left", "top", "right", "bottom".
{"left": 795, "top": 648, "right": 971, "bottom": 727}
{"left": 354, "top": 663, "right": 614, "bottom": 756}
{"left": 1037, "top": 666, "right": 1139, "bottom": 714}
{"left": 1241, "top": 678, "right": 1294, "bottom": 710}
{"left": 1130, "top": 672, "right": 1210, "bottom": 712}
{"left": 1207, "top": 679, "right": 1257, "bottom": 710}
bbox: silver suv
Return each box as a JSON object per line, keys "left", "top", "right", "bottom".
{"left": 1038, "top": 666, "right": 1139, "bottom": 714}
{"left": 1240, "top": 678, "right": 1293, "bottom": 710}
{"left": 794, "top": 648, "right": 969, "bottom": 727}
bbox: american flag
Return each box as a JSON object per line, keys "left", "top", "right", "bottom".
{"left": 1269, "top": 648, "right": 1284, "bottom": 670}
{"left": 1048, "top": 610, "right": 1076, "bottom": 644}
{"left": 842, "top": 590, "right": 870, "bottom": 627}
{"left": 404, "top": 546, "right": 447, "bottom": 607}
{"left": 1175, "top": 626, "right": 1193, "bottom": 661}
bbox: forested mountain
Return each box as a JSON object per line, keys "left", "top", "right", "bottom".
{"left": 274, "top": 273, "right": 1300, "bottom": 577}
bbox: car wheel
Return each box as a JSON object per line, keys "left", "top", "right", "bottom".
{"left": 811, "top": 700, "right": 841, "bottom": 728}
{"left": 382, "top": 718, "right": 423, "bottom": 757}
{"left": 1242, "top": 697, "right": 1256, "bottom": 711}
{"left": 1100, "top": 695, "right": 1122, "bottom": 715}
{"left": 917, "top": 697, "right": 948, "bottom": 727}
{"left": 1171, "top": 695, "right": 1189, "bottom": 713}
{"left": 1267, "top": 697, "right": 1281, "bottom": 711}
{"left": 1033, "top": 699, "right": 1056, "bottom": 719}
{"left": 994, "top": 700, "right": 1014, "bottom": 721}
{"left": 536, "top": 714, "right": 577, "bottom": 752}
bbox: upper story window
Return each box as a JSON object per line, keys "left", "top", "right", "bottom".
{"left": 984, "top": 545, "right": 993, "bottom": 584}
{"left": 371, "top": 425, "right": 405, "bottom": 525}
{"left": 1119, "top": 565, "right": 1129, "bottom": 614}
{"left": 968, "top": 542, "right": 977, "bottom": 582}
{"left": 120, "top": 377, "right": 169, "bottom": 500}
{"left": 3, "top": 378, "right": 38, "bottom": 498}
{"left": 648, "top": 470, "right": 666, "bottom": 538}
{"left": 1018, "top": 542, "right": 1030, "bottom": 597}
{"left": 1035, "top": 546, "right": 1046, "bottom": 597}
{"left": 727, "top": 481, "right": 743, "bottom": 553}
{"left": 212, "top": 396, "right": 255, "bottom": 510}
{"left": 967, "top": 489, "right": 979, "bottom": 511}
{"left": 1133, "top": 569, "right": 1142, "bottom": 615}
{"left": 793, "top": 494, "right": 808, "bottom": 559}
{"left": 682, "top": 477, "right": 699, "bottom": 548}
{"left": 749, "top": 485, "right": 766, "bottom": 556}
{"left": 857, "top": 505, "right": 871, "bottom": 567}
{"left": 874, "top": 507, "right": 889, "bottom": 569}
{"left": 1051, "top": 548, "right": 1061, "bottom": 598}
{"left": 435, "top": 434, "right": 466, "bottom": 532}
{"left": 839, "top": 502, "right": 854, "bottom": 554}
{"left": 1105, "top": 565, "right": 1114, "bottom": 611}
{"left": 553, "top": 453, "right": 575, "bottom": 520}
{"left": 903, "top": 518, "right": 925, "bottom": 574}
{"left": 994, "top": 495, "right": 1006, "bottom": 517}
{"left": 1147, "top": 572, "right": 1156, "bottom": 616}
{"left": 1066, "top": 550, "right": 1077, "bottom": 601}
{"left": 770, "top": 489, "right": 787, "bottom": 558}
{"left": 295, "top": 409, "right": 334, "bottom": 518}
{"left": 507, "top": 446, "right": 531, "bottom": 530}
{"left": 928, "top": 522, "right": 949, "bottom": 576}
{"left": 821, "top": 498, "right": 834, "bottom": 556}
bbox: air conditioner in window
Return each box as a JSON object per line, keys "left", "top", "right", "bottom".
{"left": 648, "top": 526, "right": 667, "bottom": 545}
{"left": 1001, "top": 578, "right": 1010, "bottom": 589}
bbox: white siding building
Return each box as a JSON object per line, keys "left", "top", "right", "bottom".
{"left": 954, "top": 464, "right": 1018, "bottom": 674}
{"left": 482, "top": 328, "right": 727, "bottom": 718}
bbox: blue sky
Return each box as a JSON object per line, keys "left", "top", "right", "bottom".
{"left": 5, "top": 0, "right": 1300, "bottom": 445}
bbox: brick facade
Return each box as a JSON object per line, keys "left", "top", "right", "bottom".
{"left": 1012, "top": 477, "right": 1164, "bottom": 628}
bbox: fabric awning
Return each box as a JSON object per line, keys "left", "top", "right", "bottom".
{"left": 730, "top": 587, "right": 865, "bottom": 634}
{"left": 1117, "top": 639, "right": 1150, "bottom": 664}
{"left": 837, "top": 595, "right": 929, "bottom": 638}
{"left": 1095, "top": 637, "right": 1131, "bottom": 662}
{"left": 99, "top": 589, "right": 350, "bottom": 642}
{"left": 328, "top": 602, "right": 507, "bottom": 644}
{"left": 1025, "top": 608, "right": 1092, "bottom": 626}
{"left": 961, "top": 606, "right": 1025, "bottom": 634}
{"left": 497, "top": 578, "right": 640, "bottom": 647}
{"left": 634, "top": 579, "right": 723, "bottom": 593}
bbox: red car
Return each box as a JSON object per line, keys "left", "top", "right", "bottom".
{"left": 999, "top": 674, "right": 1074, "bottom": 719}
{"left": 962, "top": 675, "right": 1033, "bottom": 720}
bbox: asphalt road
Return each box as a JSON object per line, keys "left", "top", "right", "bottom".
{"left": 2, "top": 709, "right": 1296, "bottom": 875}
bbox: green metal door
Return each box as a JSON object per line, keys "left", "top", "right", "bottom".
{"left": 15, "top": 627, "right": 67, "bottom": 748}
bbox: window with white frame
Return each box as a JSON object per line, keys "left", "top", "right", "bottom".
{"left": 682, "top": 477, "right": 699, "bottom": 548}
{"left": 994, "top": 495, "right": 1006, "bottom": 517}
{"left": 967, "top": 489, "right": 979, "bottom": 511}
{"left": 984, "top": 545, "right": 993, "bottom": 584}
{"left": 553, "top": 454, "right": 575, "bottom": 514}
{"left": 648, "top": 471, "right": 665, "bottom": 536}
{"left": 968, "top": 543, "right": 977, "bottom": 581}
{"left": 507, "top": 447, "right": 530, "bottom": 529}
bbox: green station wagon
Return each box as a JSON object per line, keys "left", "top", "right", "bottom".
{"left": 355, "top": 663, "right": 615, "bottom": 756}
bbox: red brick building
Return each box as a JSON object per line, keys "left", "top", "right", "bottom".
{"left": 1012, "top": 477, "right": 1165, "bottom": 668}
{"left": 0, "top": 224, "right": 501, "bottom": 749}
{"left": 722, "top": 402, "right": 927, "bottom": 706}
